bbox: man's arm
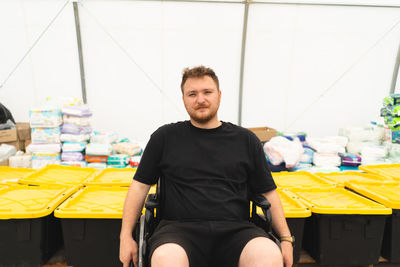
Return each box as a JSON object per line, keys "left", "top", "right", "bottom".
{"left": 120, "top": 179, "right": 151, "bottom": 267}
{"left": 263, "top": 189, "right": 293, "bottom": 267}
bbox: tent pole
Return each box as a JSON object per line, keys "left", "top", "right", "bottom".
{"left": 73, "top": 1, "right": 88, "bottom": 104}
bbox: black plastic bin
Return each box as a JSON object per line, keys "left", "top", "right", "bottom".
{"left": 0, "top": 184, "right": 77, "bottom": 267}
{"left": 0, "top": 215, "right": 63, "bottom": 267}
{"left": 381, "top": 209, "right": 400, "bottom": 263}
{"left": 61, "top": 218, "right": 123, "bottom": 267}
{"left": 54, "top": 186, "right": 133, "bottom": 267}
{"left": 303, "top": 214, "right": 387, "bottom": 266}
{"left": 291, "top": 187, "right": 391, "bottom": 266}
{"left": 286, "top": 218, "right": 306, "bottom": 263}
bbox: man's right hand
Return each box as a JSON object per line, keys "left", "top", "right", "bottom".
{"left": 120, "top": 236, "right": 138, "bottom": 267}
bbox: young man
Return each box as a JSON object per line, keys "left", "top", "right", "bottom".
{"left": 120, "top": 66, "right": 293, "bottom": 267}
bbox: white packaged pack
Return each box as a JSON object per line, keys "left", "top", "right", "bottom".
{"left": 0, "top": 144, "right": 17, "bottom": 161}
{"left": 31, "top": 127, "right": 61, "bottom": 144}
{"left": 26, "top": 143, "right": 61, "bottom": 154}
{"left": 29, "top": 107, "right": 62, "bottom": 127}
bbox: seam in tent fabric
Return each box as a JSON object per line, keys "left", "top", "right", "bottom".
{"left": 285, "top": 15, "right": 400, "bottom": 131}
{"left": 0, "top": 0, "right": 71, "bottom": 90}
{"left": 79, "top": 1, "right": 186, "bottom": 117}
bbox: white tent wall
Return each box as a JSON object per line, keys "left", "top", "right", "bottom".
{"left": 0, "top": 0, "right": 400, "bottom": 142}
{"left": 0, "top": 0, "right": 81, "bottom": 122}
{"left": 77, "top": 1, "right": 244, "bottom": 142}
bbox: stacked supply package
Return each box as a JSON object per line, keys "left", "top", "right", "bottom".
{"left": 112, "top": 139, "right": 142, "bottom": 168}
{"left": 61, "top": 105, "right": 93, "bottom": 167}
{"left": 86, "top": 132, "right": 115, "bottom": 169}
{"left": 28, "top": 107, "right": 62, "bottom": 169}
{"left": 339, "top": 124, "right": 386, "bottom": 165}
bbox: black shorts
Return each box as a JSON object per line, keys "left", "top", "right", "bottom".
{"left": 148, "top": 220, "right": 271, "bottom": 267}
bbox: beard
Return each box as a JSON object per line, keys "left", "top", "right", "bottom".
{"left": 187, "top": 104, "right": 219, "bottom": 124}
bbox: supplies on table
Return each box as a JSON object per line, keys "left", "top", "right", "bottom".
{"left": 339, "top": 125, "right": 383, "bottom": 154}
{"left": 29, "top": 106, "right": 62, "bottom": 168}
{"left": 29, "top": 107, "right": 62, "bottom": 128}
{"left": 90, "top": 132, "right": 118, "bottom": 144}
{"left": 0, "top": 144, "right": 17, "bottom": 166}
{"left": 263, "top": 136, "right": 304, "bottom": 168}
{"left": 60, "top": 105, "right": 93, "bottom": 167}
{"left": 306, "top": 136, "right": 346, "bottom": 168}
{"left": 361, "top": 145, "right": 388, "bottom": 165}
{"left": 130, "top": 156, "right": 142, "bottom": 168}
{"left": 278, "top": 131, "right": 307, "bottom": 143}
{"left": 9, "top": 151, "right": 32, "bottom": 168}
{"left": 85, "top": 143, "right": 112, "bottom": 169}
{"left": 107, "top": 154, "right": 130, "bottom": 168}
{"left": 113, "top": 141, "right": 142, "bottom": 156}
{"left": 338, "top": 152, "right": 361, "bottom": 166}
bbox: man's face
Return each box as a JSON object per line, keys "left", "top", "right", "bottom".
{"left": 182, "top": 76, "right": 221, "bottom": 124}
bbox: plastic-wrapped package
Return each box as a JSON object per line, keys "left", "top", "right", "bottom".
{"left": 86, "top": 143, "right": 112, "bottom": 156}
{"left": 61, "top": 161, "right": 87, "bottom": 167}
{"left": 107, "top": 164, "right": 127, "bottom": 169}
{"left": 90, "top": 132, "right": 118, "bottom": 144}
{"left": 340, "top": 125, "right": 384, "bottom": 142}
{"left": 113, "top": 142, "right": 142, "bottom": 156}
{"left": 29, "top": 107, "right": 62, "bottom": 127}
{"left": 0, "top": 144, "right": 17, "bottom": 161}
{"left": 62, "top": 142, "right": 86, "bottom": 152}
{"left": 63, "top": 115, "right": 91, "bottom": 126}
{"left": 306, "top": 137, "right": 346, "bottom": 154}
{"left": 361, "top": 145, "right": 387, "bottom": 165}
{"left": 299, "top": 147, "right": 314, "bottom": 164}
{"left": 108, "top": 154, "right": 130, "bottom": 165}
{"left": 31, "top": 153, "right": 61, "bottom": 169}
{"left": 263, "top": 136, "right": 304, "bottom": 168}
{"left": 130, "top": 156, "right": 141, "bottom": 168}
{"left": 9, "top": 154, "right": 32, "bottom": 168}
{"left": 61, "top": 152, "right": 84, "bottom": 161}
{"left": 313, "top": 152, "right": 341, "bottom": 167}
{"left": 60, "top": 134, "right": 90, "bottom": 143}
{"left": 87, "top": 162, "right": 107, "bottom": 169}
{"left": 61, "top": 105, "right": 92, "bottom": 117}
{"left": 85, "top": 155, "right": 108, "bottom": 163}
{"left": 31, "top": 127, "right": 61, "bottom": 144}
{"left": 338, "top": 152, "right": 361, "bottom": 166}
{"left": 61, "top": 124, "right": 92, "bottom": 135}
{"left": 306, "top": 166, "right": 341, "bottom": 173}
{"left": 346, "top": 140, "right": 381, "bottom": 154}
{"left": 26, "top": 143, "right": 61, "bottom": 154}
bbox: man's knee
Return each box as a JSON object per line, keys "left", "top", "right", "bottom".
{"left": 151, "top": 243, "right": 189, "bottom": 267}
{"left": 239, "top": 237, "right": 283, "bottom": 267}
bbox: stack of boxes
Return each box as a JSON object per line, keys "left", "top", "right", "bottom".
{"left": 60, "top": 105, "right": 93, "bottom": 167}
{"left": 382, "top": 94, "right": 400, "bottom": 143}
{"left": 28, "top": 107, "right": 62, "bottom": 169}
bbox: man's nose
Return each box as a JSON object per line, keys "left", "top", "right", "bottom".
{"left": 196, "top": 94, "right": 206, "bottom": 104}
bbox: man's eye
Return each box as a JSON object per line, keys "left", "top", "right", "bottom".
{"left": 189, "top": 94, "right": 195, "bottom": 97}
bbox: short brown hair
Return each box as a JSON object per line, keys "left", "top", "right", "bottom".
{"left": 180, "top": 66, "right": 219, "bottom": 93}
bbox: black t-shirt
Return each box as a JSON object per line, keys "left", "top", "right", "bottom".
{"left": 134, "top": 121, "right": 276, "bottom": 221}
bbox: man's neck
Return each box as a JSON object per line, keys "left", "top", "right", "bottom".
{"left": 190, "top": 118, "right": 222, "bottom": 129}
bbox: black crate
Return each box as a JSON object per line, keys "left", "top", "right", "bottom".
{"left": 302, "top": 214, "right": 387, "bottom": 266}
{"left": 287, "top": 218, "right": 305, "bottom": 264}
{"left": 62, "top": 218, "right": 124, "bottom": 267}
{"left": 381, "top": 209, "right": 400, "bottom": 263}
{"left": 0, "top": 215, "right": 63, "bottom": 267}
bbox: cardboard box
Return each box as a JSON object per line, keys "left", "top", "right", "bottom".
{"left": 25, "top": 139, "right": 31, "bottom": 148}
{"left": 16, "top": 122, "right": 31, "bottom": 141}
{"left": 248, "top": 126, "right": 277, "bottom": 142}
{"left": 0, "top": 128, "right": 17, "bottom": 143}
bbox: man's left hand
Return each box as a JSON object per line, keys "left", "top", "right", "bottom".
{"left": 281, "top": 241, "right": 294, "bottom": 267}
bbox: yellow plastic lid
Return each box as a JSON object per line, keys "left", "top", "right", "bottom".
{"left": 256, "top": 189, "right": 311, "bottom": 218}
{"left": 0, "top": 184, "right": 80, "bottom": 219}
{"left": 290, "top": 187, "right": 391, "bottom": 215}
{"left": 84, "top": 168, "right": 136, "bottom": 186}
{"left": 0, "top": 167, "right": 36, "bottom": 184}
{"left": 19, "top": 165, "right": 98, "bottom": 186}
{"left": 272, "top": 171, "right": 336, "bottom": 189}
{"left": 345, "top": 182, "right": 400, "bottom": 209}
{"left": 54, "top": 186, "right": 129, "bottom": 219}
{"left": 360, "top": 164, "right": 400, "bottom": 181}
{"left": 315, "top": 171, "right": 393, "bottom": 187}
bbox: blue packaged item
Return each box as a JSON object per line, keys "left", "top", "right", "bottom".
{"left": 392, "top": 130, "right": 400, "bottom": 144}
{"left": 31, "top": 127, "right": 61, "bottom": 144}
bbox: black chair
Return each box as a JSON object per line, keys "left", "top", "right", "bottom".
{"left": 136, "top": 185, "right": 280, "bottom": 267}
